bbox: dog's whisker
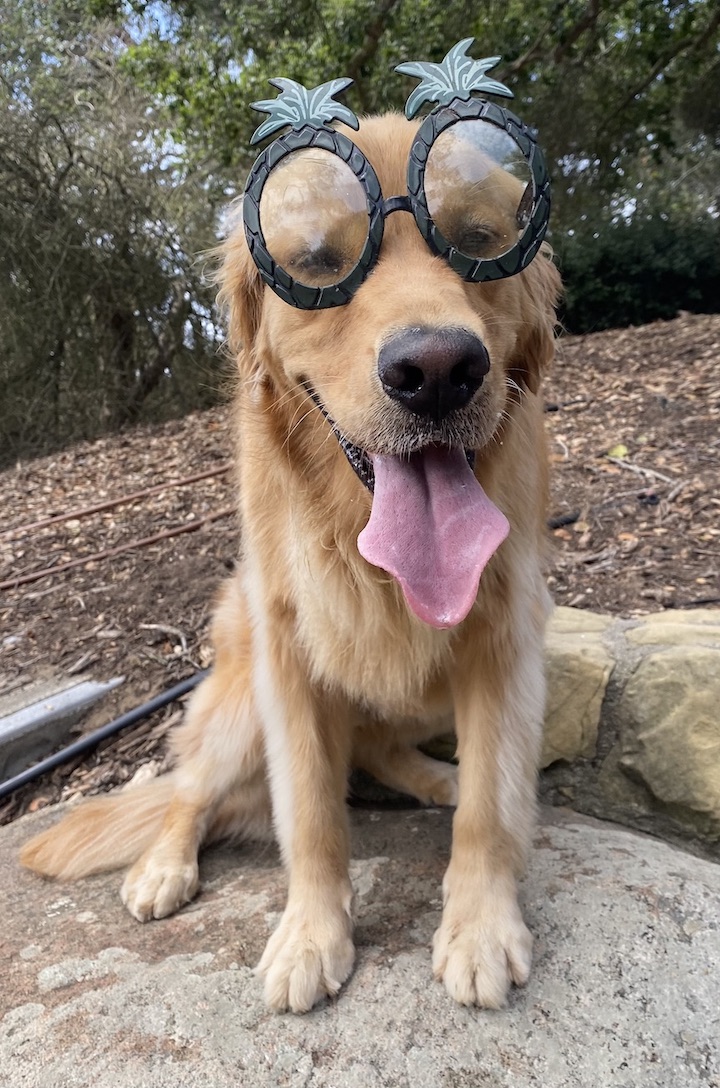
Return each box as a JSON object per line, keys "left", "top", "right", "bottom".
{"left": 269, "top": 387, "right": 309, "bottom": 415}
{"left": 283, "top": 407, "right": 317, "bottom": 450}
{"left": 504, "top": 376, "right": 528, "bottom": 404}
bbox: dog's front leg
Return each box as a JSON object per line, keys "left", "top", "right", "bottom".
{"left": 433, "top": 624, "right": 544, "bottom": 1008}
{"left": 252, "top": 608, "right": 354, "bottom": 1013}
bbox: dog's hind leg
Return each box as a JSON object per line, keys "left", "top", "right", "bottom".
{"left": 352, "top": 735, "right": 458, "bottom": 807}
{"left": 120, "top": 579, "right": 271, "bottom": 921}
{"left": 23, "top": 574, "right": 271, "bottom": 921}
{"left": 20, "top": 675, "right": 268, "bottom": 909}
{"left": 120, "top": 673, "right": 269, "bottom": 921}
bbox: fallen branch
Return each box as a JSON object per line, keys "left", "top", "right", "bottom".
{"left": 0, "top": 507, "right": 235, "bottom": 591}
{"left": 1, "top": 463, "right": 231, "bottom": 539}
{"left": 139, "top": 623, "right": 189, "bottom": 655}
{"left": 572, "top": 546, "right": 618, "bottom": 566}
{"left": 605, "top": 456, "right": 676, "bottom": 484}
{"left": 66, "top": 651, "right": 100, "bottom": 676}
{"left": 666, "top": 480, "right": 687, "bottom": 503}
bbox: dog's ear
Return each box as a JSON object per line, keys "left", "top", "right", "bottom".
{"left": 511, "top": 247, "right": 563, "bottom": 395}
{"left": 214, "top": 202, "right": 265, "bottom": 377}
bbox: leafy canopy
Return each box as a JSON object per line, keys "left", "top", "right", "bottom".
{"left": 0, "top": 0, "right": 224, "bottom": 464}
{"left": 91, "top": 0, "right": 720, "bottom": 227}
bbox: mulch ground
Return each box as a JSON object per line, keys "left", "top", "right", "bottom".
{"left": 1, "top": 311, "right": 718, "bottom": 823}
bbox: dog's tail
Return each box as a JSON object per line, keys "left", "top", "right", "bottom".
{"left": 19, "top": 776, "right": 177, "bottom": 881}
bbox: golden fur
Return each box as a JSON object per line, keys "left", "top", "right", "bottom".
{"left": 21, "top": 113, "right": 561, "bottom": 1013}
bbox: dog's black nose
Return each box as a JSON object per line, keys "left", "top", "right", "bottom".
{"left": 377, "top": 327, "right": 490, "bottom": 422}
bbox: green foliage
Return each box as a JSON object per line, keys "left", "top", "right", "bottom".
{"left": 2, "top": 0, "right": 719, "bottom": 462}
{"left": 0, "top": 0, "right": 225, "bottom": 466}
{"left": 557, "top": 211, "right": 720, "bottom": 334}
{"left": 106, "top": 0, "right": 720, "bottom": 227}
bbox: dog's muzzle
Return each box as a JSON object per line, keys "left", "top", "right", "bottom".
{"left": 377, "top": 327, "right": 490, "bottom": 423}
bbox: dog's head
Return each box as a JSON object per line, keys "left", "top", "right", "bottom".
{"left": 218, "top": 113, "right": 561, "bottom": 627}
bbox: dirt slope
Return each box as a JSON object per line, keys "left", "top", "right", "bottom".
{"left": 1, "top": 312, "right": 718, "bottom": 820}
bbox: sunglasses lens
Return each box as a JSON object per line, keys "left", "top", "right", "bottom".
{"left": 259, "top": 149, "right": 369, "bottom": 288}
{"left": 424, "top": 120, "right": 534, "bottom": 260}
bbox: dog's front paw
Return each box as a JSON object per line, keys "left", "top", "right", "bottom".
{"left": 256, "top": 905, "right": 355, "bottom": 1013}
{"left": 120, "top": 853, "right": 199, "bottom": 922}
{"left": 432, "top": 897, "right": 533, "bottom": 1008}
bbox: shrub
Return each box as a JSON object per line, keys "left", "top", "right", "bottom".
{"left": 556, "top": 212, "right": 720, "bottom": 334}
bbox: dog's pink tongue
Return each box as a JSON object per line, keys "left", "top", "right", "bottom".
{"left": 357, "top": 447, "right": 509, "bottom": 629}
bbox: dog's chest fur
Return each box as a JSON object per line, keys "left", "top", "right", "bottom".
{"left": 289, "top": 525, "right": 457, "bottom": 718}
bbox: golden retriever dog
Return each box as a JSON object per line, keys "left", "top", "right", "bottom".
{"left": 21, "top": 113, "right": 561, "bottom": 1014}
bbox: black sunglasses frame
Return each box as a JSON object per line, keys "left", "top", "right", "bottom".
{"left": 242, "top": 96, "right": 551, "bottom": 310}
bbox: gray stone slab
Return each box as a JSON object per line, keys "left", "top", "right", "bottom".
{"left": 0, "top": 676, "right": 123, "bottom": 779}
{"left": 2, "top": 805, "right": 719, "bottom": 1087}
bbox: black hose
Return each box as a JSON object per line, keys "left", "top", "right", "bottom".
{"left": 0, "top": 670, "right": 208, "bottom": 803}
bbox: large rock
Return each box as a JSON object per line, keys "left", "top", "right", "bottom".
{"left": 541, "top": 607, "right": 720, "bottom": 854}
{"left": 624, "top": 609, "right": 720, "bottom": 648}
{"left": 618, "top": 645, "right": 720, "bottom": 827}
{"left": 2, "top": 805, "right": 720, "bottom": 1088}
{"left": 390, "top": 608, "right": 720, "bottom": 853}
{"left": 542, "top": 608, "right": 614, "bottom": 766}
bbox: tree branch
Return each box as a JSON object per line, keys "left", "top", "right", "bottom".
{"left": 122, "top": 283, "right": 190, "bottom": 423}
{"left": 552, "top": 0, "right": 601, "bottom": 64}
{"left": 499, "top": 1, "right": 568, "bottom": 78}
{"left": 346, "top": 0, "right": 401, "bottom": 110}
{"left": 498, "top": 0, "right": 625, "bottom": 81}
{"left": 606, "top": 6, "right": 720, "bottom": 125}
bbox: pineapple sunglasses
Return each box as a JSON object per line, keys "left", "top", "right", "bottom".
{"left": 242, "top": 40, "right": 551, "bottom": 310}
